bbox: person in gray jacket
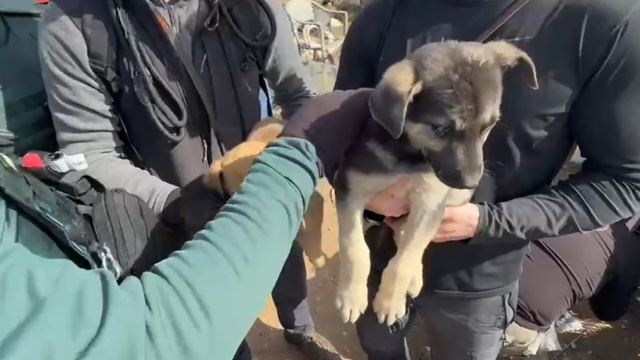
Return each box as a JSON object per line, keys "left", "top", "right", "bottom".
{"left": 38, "top": 0, "right": 339, "bottom": 359}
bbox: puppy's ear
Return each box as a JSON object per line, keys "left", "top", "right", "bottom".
{"left": 203, "top": 160, "right": 224, "bottom": 191}
{"left": 486, "top": 41, "right": 539, "bottom": 89}
{"left": 369, "top": 59, "right": 423, "bottom": 139}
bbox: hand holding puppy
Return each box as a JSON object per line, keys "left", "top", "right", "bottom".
{"left": 373, "top": 181, "right": 481, "bottom": 242}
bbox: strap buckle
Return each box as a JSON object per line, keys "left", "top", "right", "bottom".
{"left": 98, "top": 243, "right": 123, "bottom": 279}
{"left": 0, "top": 153, "right": 18, "bottom": 173}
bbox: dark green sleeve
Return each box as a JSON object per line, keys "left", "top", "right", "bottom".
{"left": 0, "top": 138, "right": 319, "bottom": 360}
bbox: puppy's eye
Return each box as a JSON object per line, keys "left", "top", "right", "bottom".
{"left": 430, "top": 124, "right": 449, "bottom": 137}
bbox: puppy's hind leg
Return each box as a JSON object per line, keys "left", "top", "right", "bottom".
{"left": 373, "top": 173, "right": 449, "bottom": 326}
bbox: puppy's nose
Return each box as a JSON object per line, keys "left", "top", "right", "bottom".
{"left": 440, "top": 171, "right": 479, "bottom": 189}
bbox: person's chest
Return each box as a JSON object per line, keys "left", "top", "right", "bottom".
{"left": 375, "top": 0, "right": 588, "bottom": 200}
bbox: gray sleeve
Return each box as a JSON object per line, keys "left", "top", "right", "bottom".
{"left": 38, "top": 2, "right": 176, "bottom": 215}
{"left": 261, "top": 0, "right": 315, "bottom": 119}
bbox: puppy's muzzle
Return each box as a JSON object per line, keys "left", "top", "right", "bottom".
{"left": 437, "top": 170, "right": 481, "bottom": 190}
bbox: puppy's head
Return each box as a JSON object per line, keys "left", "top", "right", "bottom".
{"left": 370, "top": 40, "right": 537, "bottom": 189}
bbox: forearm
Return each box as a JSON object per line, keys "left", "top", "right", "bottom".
{"left": 0, "top": 138, "right": 319, "bottom": 360}
{"left": 476, "top": 4, "right": 640, "bottom": 243}
{"left": 263, "top": 0, "right": 314, "bottom": 119}
{"left": 476, "top": 170, "right": 640, "bottom": 242}
{"left": 83, "top": 152, "right": 177, "bottom": 214}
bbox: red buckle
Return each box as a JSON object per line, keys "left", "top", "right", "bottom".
{"left": 22, "top": 153, "right": 45, "bottom": 169}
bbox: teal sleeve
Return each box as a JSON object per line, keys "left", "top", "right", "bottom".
{"left": 0, "top": 138, "right": 319, "bottom": 360}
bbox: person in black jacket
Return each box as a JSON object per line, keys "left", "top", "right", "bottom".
{"left": 334, "top": 0, "right": 640, "bottom": 359}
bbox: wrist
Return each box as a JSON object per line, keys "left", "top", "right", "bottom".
{"left": 474, "top": 203, "right": 489, "bottom": 236}
{"left": 160, "top": 188, "right": 183, "bottom": 229}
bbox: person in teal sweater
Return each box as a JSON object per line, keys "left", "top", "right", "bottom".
{"left": 0, "top": 89, "right": 380, "bottom": 360}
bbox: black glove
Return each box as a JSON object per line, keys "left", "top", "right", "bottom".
{"left": 160, "top": 175, "right": 228, "bottom": 239}
{"left": 280, "top": 88, "right": 373, "bottom": 181}
{"left": 128, "top": 175, "right": 227, "bottom": 278}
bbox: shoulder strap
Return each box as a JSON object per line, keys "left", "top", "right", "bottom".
{"left": 83, "top": 6, "right": 120, "bottom": 95}
{"left": 476, "top": 0, "right": 533, "bottom": 43}
{"left": 0, "top": 153, "right": 97, "bottom": 268}
{"left": 374, "top": 0, "right": 403, "bottom": 69}
{"left": 375, "top": 0, "right": 533, "bottom": 68}
{"left": 217, "top": 0, "right": 276, "bottom": 118}
{"left": 54, "top": 0, "right": 120, "bottom": 96}
{"left": 85, "top": 15, "right": 120, "bottom": 95}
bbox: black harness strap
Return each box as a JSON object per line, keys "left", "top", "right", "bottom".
{"left": 83, "top": 8, "right": 120, "bottom": 96}
{"left": 374, "top": 0, "right": 534, "bottom": 71}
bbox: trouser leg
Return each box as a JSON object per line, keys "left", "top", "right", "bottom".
{"left": 232, "top": 339, "right": 253, "bottom": 360}
{"left": 271, "top": 240, "right": 315, "bottom": 334}
{"left": 355, "top": 268, "right": 414, "bottom": 360}
{"left": 417, "top": 285, "right": 518, "bottom": 360}
{"left": 356, "top": 226, "right": 413, "bottom": 360}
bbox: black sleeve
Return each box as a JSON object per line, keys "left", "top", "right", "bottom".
{"left": 477, "top": 4, "right": 640, "bottom": 242}
{"left": 333, "top": 0, "right": 387, "bottom": 90}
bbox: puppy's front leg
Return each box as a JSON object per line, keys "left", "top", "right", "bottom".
{"left": 335, "top": 193, "right": 370, "bottom": 324}
{"left": 334, "top": 170, "right": 400, "bottom": 324}
{"left": 373, "top": 173, "right": 449, "bottom": 325}
{"left": 446, "top": 188, "right": 474, "bottom": 207}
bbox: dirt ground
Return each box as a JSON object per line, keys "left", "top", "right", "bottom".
{"left": 245, "top": 181, "right": 640, "bottom": 360}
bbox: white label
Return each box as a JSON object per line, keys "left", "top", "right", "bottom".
{"left": 49, "top": 157, "right": 70, "bottom": 173}
{"left": 63, "top": 153, "right": 88, "bottom": 171}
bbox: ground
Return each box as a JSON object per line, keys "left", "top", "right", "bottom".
{"left": 244, "top": 182, "right": 640, "bottom": 360}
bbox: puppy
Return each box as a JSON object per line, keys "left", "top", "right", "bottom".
{"left": 333, "top": 40, "right": 538, "bottom": 325}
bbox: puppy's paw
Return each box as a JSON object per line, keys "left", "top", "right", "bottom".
{"left": 335, "top": 279, "right": 369, "bottom": 324}
{"left": 372, "top": 262, "right": 411, "bottom": 326}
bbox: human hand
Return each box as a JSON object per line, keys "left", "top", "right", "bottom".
{"left": 430, "top": 203, "right": 480, "bottom": 242}
{"left": 279, "top": 89, "right": 373, "bottom": 181}
{"left": 160, "top": 175, "right": 228, "bottom": 238}
{"left": 384, "top": 202, "right": 480, "bottom": 243}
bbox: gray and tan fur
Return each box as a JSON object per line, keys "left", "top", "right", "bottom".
{"left": 333, "top": 40, "right": 538, "bottom": 325}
